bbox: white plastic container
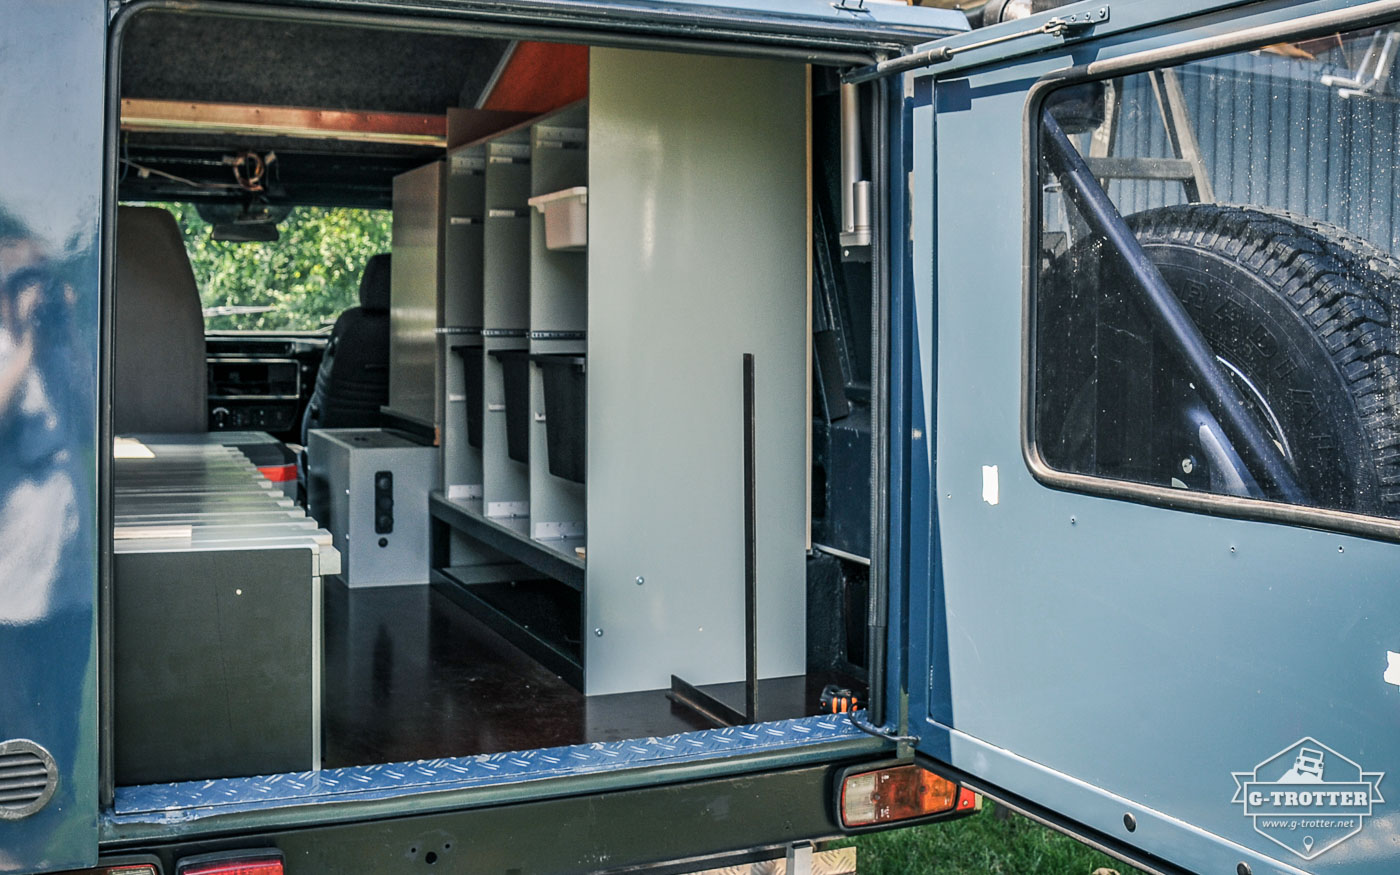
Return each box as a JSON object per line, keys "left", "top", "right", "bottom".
{"left": 528, "top": 186, "right": 588, "bottom": 251}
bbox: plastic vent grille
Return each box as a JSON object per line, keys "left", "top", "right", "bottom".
{"left": 0, "top": 740, "right": 57, "bottom": 820}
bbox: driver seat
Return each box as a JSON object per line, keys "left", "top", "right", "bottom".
{"left": 300, "top": 253, "right": 391, "bottom": 444}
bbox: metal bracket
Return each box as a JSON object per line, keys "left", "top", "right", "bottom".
{"left": 843, "top": 5, "right": 1109, "bottom": 84}
{"left": 1043, "top": 5, "right": 1111, "bottom": 37}
{"left": 832, "top": 0, "right": 868, "bottom": 12}
{"left": 786, "top": 842, "right": 814, "bottom": 875}
{"left": 1321, "top": 28, "right": 1400, "bottom": 98}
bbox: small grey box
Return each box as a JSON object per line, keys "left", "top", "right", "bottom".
{"left": 307, "top": 429, "right": 439, "bottom": 586}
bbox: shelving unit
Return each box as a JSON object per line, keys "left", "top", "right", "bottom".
{"left": 443, "top": 145, "right": 486, "bottom": 499}
{"left": 421, "top": 50, "right": 809, "bottom": 697}
{"left": 528, "top": 102, "right": 588, "bottom": 560}
{"left": 481, "top": 132, "right": 533, "bottom": 524}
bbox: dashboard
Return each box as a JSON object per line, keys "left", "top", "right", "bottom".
{"left": 206, "top": 333, "right": 328, "bottom": 443}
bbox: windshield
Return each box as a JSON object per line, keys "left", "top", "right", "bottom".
{"left": 145, "top": 203, "right": 392, "bottom": 332}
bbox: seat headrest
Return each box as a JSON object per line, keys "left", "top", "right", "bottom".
{"left": 359, "top": 253, "right": 391, "bottom": 312}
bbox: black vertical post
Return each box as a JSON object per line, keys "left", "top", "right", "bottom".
{"left": 665, "top": 353, "right": 762, "bottom": 728}
{"left": 743, "top": 353, "right": 758, "bottom": 725}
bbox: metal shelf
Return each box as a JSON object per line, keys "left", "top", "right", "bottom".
{"left": 429, "top": 491, "right": 583, "bottom": 590}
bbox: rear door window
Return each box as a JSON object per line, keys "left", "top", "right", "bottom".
{"left": 1032, "top": 26, "right": 1400, "bottom": 529}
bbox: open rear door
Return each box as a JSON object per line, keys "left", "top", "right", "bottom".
{"left": 898, "top": 1, "right": 1400, "bottom": 872}
{"left": 0, "top": 1, "right": 105, "bottom": 872}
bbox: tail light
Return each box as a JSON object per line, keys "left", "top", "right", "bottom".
{"left": 60, "top": 866, "right": 158, "bottom": 875}
{"left": 839, "top": 761, "right": 981, "bottom": 829}
{"left": 177, "top": 852, "right": 283, "bottom": 875}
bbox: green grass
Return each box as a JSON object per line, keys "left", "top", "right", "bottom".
{"left": 840, "top": 802, "right": 1145, "bottom": 874}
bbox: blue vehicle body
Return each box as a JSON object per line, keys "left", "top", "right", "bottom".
{"left": 5, "top": 0, "right": 1400, "bottom": 872}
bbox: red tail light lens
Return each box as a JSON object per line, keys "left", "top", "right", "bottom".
{"left": 840, "top": 762, "right": 977, "bottom": 828}
{"left": 178, "top": 855, "right": 283, "bottom": 875}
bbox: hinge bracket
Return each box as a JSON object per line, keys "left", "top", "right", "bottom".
{"left": 843, "top": 5, "right": 1109, "bottom": 85}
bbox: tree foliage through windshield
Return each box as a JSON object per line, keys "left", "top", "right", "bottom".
{"left": 154, "top": 202, "right": 392, "bottom": 332}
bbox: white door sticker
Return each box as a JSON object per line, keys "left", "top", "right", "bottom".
{"left": 982, "top": 465, "right": 999, "bottom": 506}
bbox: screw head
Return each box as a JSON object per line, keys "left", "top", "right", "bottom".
{"left": 1123, "top": 813, "right": 1136, "bottom": 832}
{"left": 594, "top": 628, "right": 604, "bottom": 637}
{"left": 635, "top": 576, "right": 645, "bottom": 586}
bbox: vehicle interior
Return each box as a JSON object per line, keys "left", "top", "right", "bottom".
{"left": 109, "top": 5, "right": 893, "bottom": 796}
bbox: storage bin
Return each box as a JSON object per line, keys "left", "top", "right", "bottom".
{"left": 489, "top": 348, "right": 530, "bottom": 465}
{"left": 452, "top": 345, "right": 484, "bottom": 449}
{"left": 532, "top": 354, "right": 586, "bottom": 484}
{"left": 527, "top": 186, "right": 588, "bottom": 251}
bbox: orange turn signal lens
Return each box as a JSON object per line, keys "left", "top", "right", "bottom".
{"left": 840, "top": 763, "right": 973, "bottom": 828}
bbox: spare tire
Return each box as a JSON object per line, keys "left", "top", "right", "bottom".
{"left": 1037, "top": 203, "right": 1400, "bottom": 517}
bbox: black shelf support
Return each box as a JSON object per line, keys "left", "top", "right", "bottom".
{"left": 669, "top": 353, "right": 759, "bottom": 727}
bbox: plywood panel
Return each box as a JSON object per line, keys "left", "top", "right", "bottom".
{"left": 585, "top": 49, "right": 808, "bottom": 695}
{"left": 389, "top": 160, "right": 444, "bottom": 428}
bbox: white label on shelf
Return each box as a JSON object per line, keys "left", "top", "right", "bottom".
{"left": 533, "top": 520, "right": 585, "bottom": 540}
{"left": 535, "top": 125, "right": 587, "bottom": 146}
{"left": 450, "top": 153, "right": 486, "bottom": 173}
{"left": 487, "top": 501, "right": 529, "bottom": 518}
{"left": 488, "top": 142, "right": 531, "bottom": 162}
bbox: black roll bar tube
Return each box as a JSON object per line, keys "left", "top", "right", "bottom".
{"left": 1038, "top": 112, "right": 1307, "bottom": 505}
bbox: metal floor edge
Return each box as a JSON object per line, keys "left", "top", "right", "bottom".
{"left": 110, "top": 712, "right": 866, "bottom": 823}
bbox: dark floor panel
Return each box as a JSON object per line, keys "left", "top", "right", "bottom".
{"left": 322, "top": 579, "right": 863, "bottom": 769}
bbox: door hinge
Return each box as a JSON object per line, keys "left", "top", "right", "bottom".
{"left": 843, "top": 5, "right": 1109, "bottom": 85}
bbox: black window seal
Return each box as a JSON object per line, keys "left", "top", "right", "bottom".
{"left": 1018, "top": 3, "right": 1400, "bottom": 545}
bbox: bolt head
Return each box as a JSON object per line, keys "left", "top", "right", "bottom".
{"left": 635, "top": 576, "right": 645, "bottom": 586}
{"left": 594, "top": 628, "right": 604, "bottom": 637}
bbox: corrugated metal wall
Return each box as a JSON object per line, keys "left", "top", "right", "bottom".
{"left": 1097, "top": 48, "right": 1400, "bottom": 256}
